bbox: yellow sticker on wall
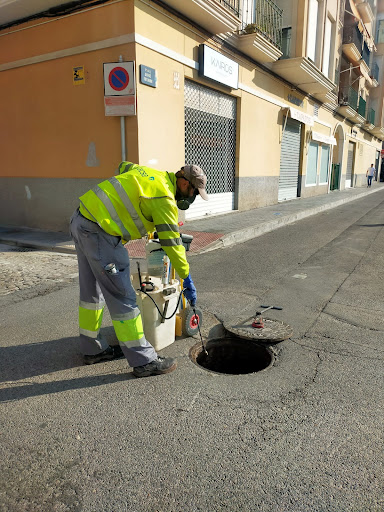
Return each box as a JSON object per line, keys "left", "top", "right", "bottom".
{"left": 73, "top": 66, "right": 85, "bottom": 85}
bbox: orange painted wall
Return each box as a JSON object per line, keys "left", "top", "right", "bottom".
{"left": 0, "top": 0, "right": 138, "bottom": 179}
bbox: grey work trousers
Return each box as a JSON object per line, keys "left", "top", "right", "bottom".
{"left": 69, "top": 208, "right": 157, "bottom": 367}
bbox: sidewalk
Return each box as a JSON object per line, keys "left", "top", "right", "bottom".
{"left": 1, "top": 184, "right": 383, "bottom": 256}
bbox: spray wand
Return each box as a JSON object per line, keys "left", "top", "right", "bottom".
{"left": 189, "top": 300, "right": 208, "bottom": 356}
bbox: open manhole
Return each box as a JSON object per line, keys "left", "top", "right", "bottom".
{"left": 190, "top": 337, "right": 274, "bottom": 375}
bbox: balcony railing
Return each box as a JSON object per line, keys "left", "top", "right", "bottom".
{"left": 334, "top": 68, "right": 340, "bottom": 85}
{"left": 362, "top": 42, "right": 371, "bottom": 68}
{"left": 343, "top": 24, "right": 363, "bottom": 52}
{"left": 367, "top": 107, "right": 375, "bottom": 125}
{"left": 339, "top": 86, "right": 358, "bottom": 111}
{"left": 339, "top": 0, "right": 346, "bottom": 26}
{"left": 371, "top": 61, "right": 379, "bottom": 82}
{"left": 358, "top": 96, "right": 366, "bottom": 117}
{"left": 244, "top": 0, "right": 282, "bottom": 50}
{"left": 217, "top": 0, "right": 241, "bottom": 17}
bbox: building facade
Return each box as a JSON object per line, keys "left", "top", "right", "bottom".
{"left": 0, "top": 0, "right": 383, "bottom": 230}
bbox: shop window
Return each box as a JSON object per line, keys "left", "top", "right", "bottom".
{"left": 319, "top": 145, "right": 330, "bottom": 184}
{"left": 306, "top": 141, "right": 318, "bottom": 186}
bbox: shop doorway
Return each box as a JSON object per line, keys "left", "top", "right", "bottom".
{"left": 346, "top": 141, "right": 355, "bottom": 188}
{"left": 278, "top": 118, "right": 302, "bottom": 202}
{"left": 184, "top": 80, "right": 236, "bottom": 219}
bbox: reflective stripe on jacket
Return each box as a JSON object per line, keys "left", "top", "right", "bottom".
{"left": 79, "top": 162, "right": 189, "bottom": 278}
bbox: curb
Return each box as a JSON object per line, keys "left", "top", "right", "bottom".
{"left": 0, "top": 239, "right": 76, "bottom": 255}
{"left": 0, "top": 186, "right": 383, "bottom": 255}
{"left": 195, "top": 186, "right": 384, "bottom": 255}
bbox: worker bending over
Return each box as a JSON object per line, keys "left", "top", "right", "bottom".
{"left": 70, "top": 163, "right": 208, "bottom": 378}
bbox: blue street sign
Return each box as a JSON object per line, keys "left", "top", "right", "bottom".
{"left": 140, "top": 65, "right": 157, "bottom": 88}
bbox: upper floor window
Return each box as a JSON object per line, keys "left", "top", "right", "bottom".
{"left": 322, "top": 15, "right": 335, "bottom": 79}
{"left": 281, "top": 27, "right": 292, "bottom": 59}
{"left": 377, "top": 19, "right": 384, "bottom": 44}
{"left": 307, "top": 0, "right": 319, "bottom": 62}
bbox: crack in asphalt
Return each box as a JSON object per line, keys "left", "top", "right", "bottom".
{"left": 290, "top": 337, "right": 384, "bottom": 361}
{"left": 320, "top": 309, "right": 384, "bottom": 333}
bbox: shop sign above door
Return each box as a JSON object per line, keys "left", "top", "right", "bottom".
{"left": 198, "top": 44, "right": 238, "bottom": 89}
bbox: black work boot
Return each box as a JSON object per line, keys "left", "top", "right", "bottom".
{"left": 132, "top": 356, "right": 177, "bottom": 378}
{"left": 83, "top": 345, "right": 124, "bottom": 365}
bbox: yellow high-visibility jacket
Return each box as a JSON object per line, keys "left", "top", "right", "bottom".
{"left": 79, "top": 162, "right": 189, "bottom": 278}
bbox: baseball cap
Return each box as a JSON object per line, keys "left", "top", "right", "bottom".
{"left": 179, "top": 165, "right": 208, "bottom": 200}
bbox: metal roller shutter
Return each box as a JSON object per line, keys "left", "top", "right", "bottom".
{"left": 278, "top": 118, "right": 301, "bottom": 202}
{"left": 346, "top": 142, "right": 354, "bottom": 187}
{"left": 184, "top": 80, "right": 236, "bottom": 219}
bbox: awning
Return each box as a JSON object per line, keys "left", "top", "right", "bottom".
{"left": 311, "top": 131, "right": 337, "bottom": 145}
{"left": 285, "top": 106, "right": 314, "bottom": 127}
{"left": 348, "top": 0, "right": 376, "bottom": 51}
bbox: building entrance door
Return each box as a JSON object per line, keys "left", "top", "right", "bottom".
{"left": 346, "top": 141, "right": 355, "bottom": 188}
{"left": 278, "top": 118, "right": 302, "bottom": 202}
{"left": 330, "top": 164, "right": 340, "bottom": 190}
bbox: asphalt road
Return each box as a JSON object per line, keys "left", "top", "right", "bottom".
{"left": 1, "top": 192, "right": 384, "bottom": 512}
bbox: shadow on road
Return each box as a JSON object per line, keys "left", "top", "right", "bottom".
{"left": 0, "top": 327, "right": 134, "bottom": 401}
{"left": 0, "top": 336, "right": 83, "bottom": 383}
{"left": 358, "top": 223, "right": 384, "bottom": 227}
{"left": 0, "top": 372, "right": 133, "bottom": 403}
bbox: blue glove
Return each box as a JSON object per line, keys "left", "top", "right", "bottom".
{"left": 183, "top": 273, "right": 197, "bottom": 306}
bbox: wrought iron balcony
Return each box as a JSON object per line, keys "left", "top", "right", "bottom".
{"left": 337, "top": 86, "right": 366, "bottom": 123}
{"left": 217, "top": 0, "right": 241, "bottom": 17}
{"left": 243, "top": 0, "right": 283, "bottom": 50}
{"left": 161, "top": 0, "right": 241, "bottom": 34}
{"left": 371, "top": 62, "right": 379, "bottom": 82}
{"left": 361, "top": 42, "right": 371, "bottom": 68}
{"left": 358, "top": 96, "right": 366, "bottom": 117}
{"left": 339, "top": 86, "right": 358, "bottom": 111}
{"left": 334, "top": 68, "right": 340, "bottom": 85}
{"left": 367, "top": 107, "right": 375, "bottom": 125}
{"left": 343, "top": 24, "right": 363, "bottom": 53}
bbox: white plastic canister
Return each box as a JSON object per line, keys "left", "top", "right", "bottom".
{"left": 145, "top": 240, "right": 164, "bottom": 278}
{"left": 132, "top": 274, "right": 180, "bottom": 351}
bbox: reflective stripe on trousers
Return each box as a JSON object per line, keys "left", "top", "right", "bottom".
{"left": 79, "top": 300, "right": 105, "bottom": 338}
{"left": 69, "top": 209, "right": 157, "bottom": 367}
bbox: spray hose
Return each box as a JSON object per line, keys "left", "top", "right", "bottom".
{"left": 136, "top": 286, "right": 186, "bottom": 320}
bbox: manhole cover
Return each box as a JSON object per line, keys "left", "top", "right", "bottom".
{"left": 224, "top": 317, "right": 293, "bottom": 343}
{"left": 190, "top": 337, "right": 274, "bottom": 375}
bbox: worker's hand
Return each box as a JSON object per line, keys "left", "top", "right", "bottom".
{"left": 183, "top": 274, "right": 197, "bottom": 306}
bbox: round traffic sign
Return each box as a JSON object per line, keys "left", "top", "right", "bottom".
{"left": 108, "top": 67, "right": 130, "bottom": 91}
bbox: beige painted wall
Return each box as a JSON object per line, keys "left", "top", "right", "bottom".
{"left": 0, "top": 1, "right": 138, "bottom": 180}
{"left": 237, "top": 92, "right": 281, "bottom": 178}
{"left": 135, "top": 44, "right": 185, "bottom": 171}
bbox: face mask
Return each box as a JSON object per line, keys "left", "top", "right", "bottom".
{"left": 176, "top": 192, "right": 197, "bottom": 210}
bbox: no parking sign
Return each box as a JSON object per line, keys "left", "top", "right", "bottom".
{"left": 103, "top": 61, "right": 136, "bottom": 116}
